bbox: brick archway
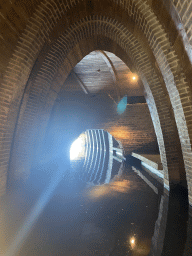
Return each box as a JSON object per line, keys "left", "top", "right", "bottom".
{"left": 0, "top": 1, "right": 191, "bottom": 255}
{"left": 8, "top": 15, "right": 186, "bottom": 193}
{"left": 0, "top": 0, "right": 191, "bottom": 197}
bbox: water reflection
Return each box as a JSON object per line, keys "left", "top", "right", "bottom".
{"left": 81, "top": 168, "right": 159, "bottom": 256}
{"left": 71, "top": 129, "right": 125, "bottom": 185}
{"left": 0, "top": 147, "right": 161, "bottom": 255}
{"left": 86, "top": 177, "right": 147, "bottom": 200}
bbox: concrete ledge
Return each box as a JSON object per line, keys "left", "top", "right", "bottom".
{"left": 131, "top": 153, "right": 163, "bottom": 170}
{"left": 141, "top": 162, "right": 164, "bottom": 179}
{"left": 131, "top": 152, "right": 167, "bottom": 189}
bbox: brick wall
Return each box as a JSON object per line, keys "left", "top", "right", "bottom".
{"left": 0, "top": 1, "right": 192, "bottom": 254}
{"left": 102, "top": 104, "right": 159, "bottom": 155}
{"left": 43, "top": 90, "right": 158, "bottom": 161}
{"left": 0, "top": 0, "right": 191, "bottom": 206}
{"left": 5, "top": 7, "right": 186, "bottom": 196}
{"left": 172, "top": 0, "right": 192, "bottom": 43}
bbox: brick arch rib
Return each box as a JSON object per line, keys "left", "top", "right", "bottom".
{"left": 1, "top": 0, "right": 191, "bottom": 198}
{"left": 0, "top": 2, "right": 190, "bottom": 254}
{"left": 9, "top": 16, "right": 186, "bottom": 196}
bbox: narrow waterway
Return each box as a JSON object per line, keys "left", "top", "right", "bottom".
{"left": 0, "top": 159, "right": 161, "bottom": 256}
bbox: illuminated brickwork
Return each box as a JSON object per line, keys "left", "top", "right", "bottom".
{"left": 1, "top": 1, "right": 192, "bottom": 253}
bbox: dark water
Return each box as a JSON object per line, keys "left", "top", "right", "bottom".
{"left": 0, "top": 160, "right": 161, "bottom": 256}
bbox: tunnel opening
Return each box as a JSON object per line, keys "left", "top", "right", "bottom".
{"left": 1, "top": 51, "right": 165, "bottom": 256}
{"left": 70, "top": 129, "right": 125, "bottom": 185}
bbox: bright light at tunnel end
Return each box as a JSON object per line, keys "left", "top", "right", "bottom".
{"left": 70, "top": 137, "right": 84, "bottom": 160}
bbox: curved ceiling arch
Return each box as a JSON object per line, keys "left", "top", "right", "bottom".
{"left": 9, "top": 16, "right": 186, "bottom": 194}
{"left": 2, "top": 0, "right": 190, "bottom": 145}
{"left": 0, "top": 0, "right": 189, "bottom": 217}
{"left": 2, "top": 0, "right": 191, "bottom": 170}
{"left": 0, "top": 2, "right": 190, "bottom": 254}
{"left": 2, "top": 0, "right": 190, "bottom": 109}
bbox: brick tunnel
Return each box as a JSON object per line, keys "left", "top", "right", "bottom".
{"left": 0, "top": 0, "right": 192, "bottom": 255}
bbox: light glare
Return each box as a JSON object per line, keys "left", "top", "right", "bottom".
{"left": 131, "top": 238, "right": 135, "bottom": 244}
{"left": 70, "top": 137, "right": 84, "bottom": 160}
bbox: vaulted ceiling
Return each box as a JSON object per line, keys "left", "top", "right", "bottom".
{"left": 66, "top": 50, "right": 143, "bottom": 98}
{"left": 1, "top": 0, "right": 191, "bottom": 204}
{"left": 1, "top": 1, "right": 192, "bottom": 254}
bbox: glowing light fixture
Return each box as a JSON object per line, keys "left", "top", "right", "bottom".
{"left": 70, "top": 136, "right": 85, "bottom": 160}
{"left": 132, "top": 74, "right": 138, "bottom": 81}
{"left": 129, "top": 237, "right": 136, "bottom": 249}
{"left": 131, "top": 238, "right": 135, "bottom": 244}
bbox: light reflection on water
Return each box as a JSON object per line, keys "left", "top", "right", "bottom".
{"left": 82, "top": 172, "right": 155, "bottom": 255}
{"left": 86, "top": 177, "right": 145, "bottom": 200}
{"left": 0, "top": 164, "right": 160, "bottom": 256}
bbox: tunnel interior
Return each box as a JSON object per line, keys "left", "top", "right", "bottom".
{"left": 1, "top": 49, "right": 190, "bottom": 256}
{"left": 1, "top": 51, "right": 163, "bottom": 256}
{"left": 1, "top": 0, "right": 192, "bottom": 255}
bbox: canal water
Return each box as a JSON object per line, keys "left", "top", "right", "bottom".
{"left": 0, "top": 158, "right": 161, "bottom": 256}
